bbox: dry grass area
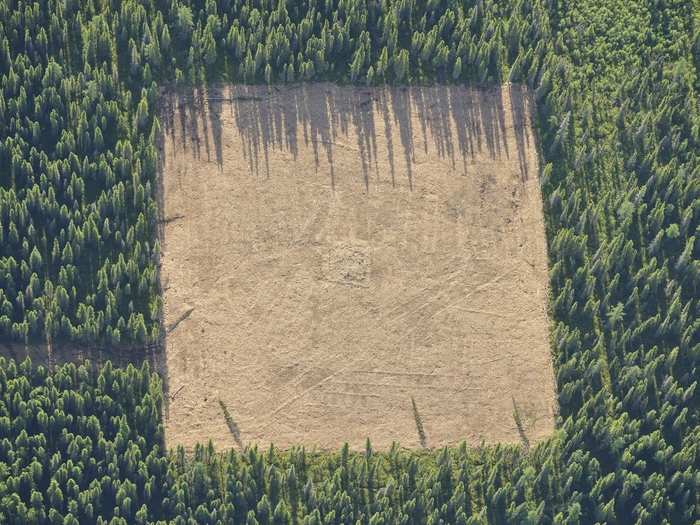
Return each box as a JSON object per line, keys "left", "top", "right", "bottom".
{"left": 159, "top": 83, "right": 556, "bottom": 451}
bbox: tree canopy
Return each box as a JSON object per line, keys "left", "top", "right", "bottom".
{"left": 0, "top": 0, "right": 698, "bottom": 523}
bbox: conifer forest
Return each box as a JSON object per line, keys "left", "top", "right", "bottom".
{"left": 0, "top": 0, "right": 699, "bottom": 523}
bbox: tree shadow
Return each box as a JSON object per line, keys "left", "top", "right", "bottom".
{"left": 152, "top": 102, "right": 173, "bottom": 421}
{"left": 159, "top": 85, "right": 224, "bottom": 171}
{"left": 160, "top": 83, "right": 536, "bottom": 192}
{"left": 411, "top": 396, "right": 428, "bottom": 448}
{"left": 512, "top": 396, "right": 531, "bottom": 451}
{"left": 219, "top": 399, "right": 244, "bottom": 450}
{"left": 508, "top": 84, "right": 534, "bottom": 181}
{"left": 387, "top": 86, "right": 415, "bottom": 190}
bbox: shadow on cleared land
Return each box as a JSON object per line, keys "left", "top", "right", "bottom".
{"left": 155, "top": 83, "right": 539, "bottom": 442}
{"left": 159, "top": 83, "right": 535, "bottom": 192}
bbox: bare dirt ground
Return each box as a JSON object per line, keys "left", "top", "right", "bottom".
{"left": 159, "top": 83, "right": 556, "bottom": 451}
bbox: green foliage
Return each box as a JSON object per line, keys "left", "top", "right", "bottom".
{"left": 0, "top": 0, "right": 698, "bottom": 522}
{"left": 0, "top": 358, "right": 163, "bottom": 523}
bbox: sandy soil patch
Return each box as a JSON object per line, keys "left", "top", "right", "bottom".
{"left": 159, "top": 83, "right": 556, "bottom": 451}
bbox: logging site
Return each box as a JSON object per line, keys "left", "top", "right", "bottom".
{"left": 158, "top": 83, "right": 556, "bottom": 450}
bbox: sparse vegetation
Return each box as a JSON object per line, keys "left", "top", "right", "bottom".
{"left": 0, "top": 0, "right": 698, "bottom": 523}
